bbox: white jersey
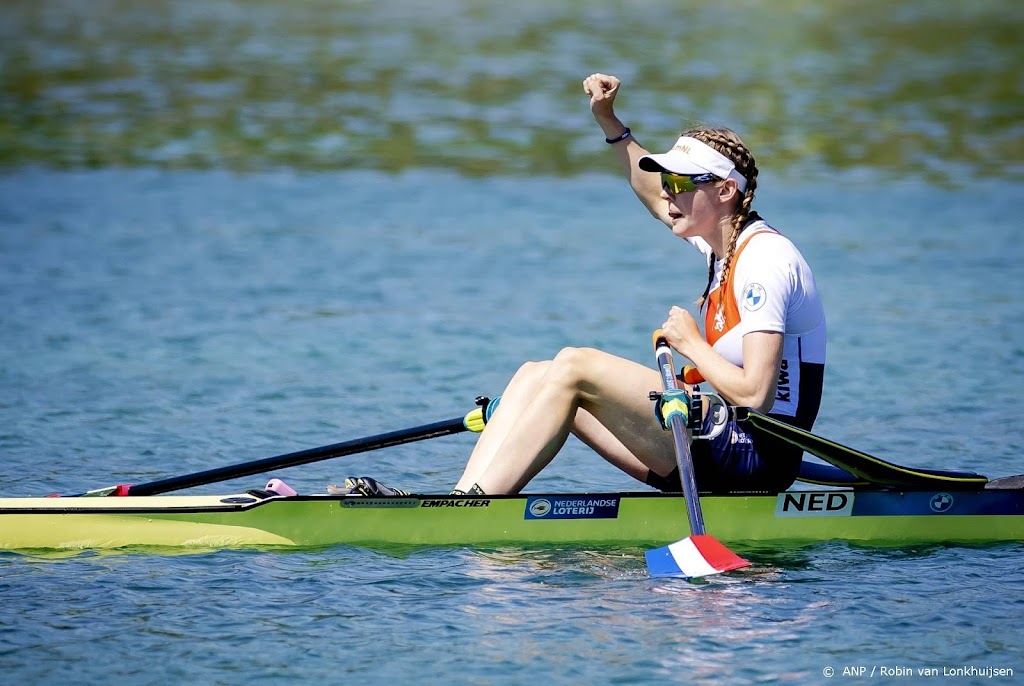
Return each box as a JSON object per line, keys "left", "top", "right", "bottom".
{"left": 688, "top": 220, "right": 826, "bottom": 427}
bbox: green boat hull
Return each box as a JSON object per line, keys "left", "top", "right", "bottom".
{"left": 1, "top": 489, "right": 1023, "bottom": 552}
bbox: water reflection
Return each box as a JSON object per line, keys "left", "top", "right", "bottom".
{"left": 447, "top": 547, "right": 832, "bottom": 683}
{"left": 2, "top": 0, "right": 1021, "bottom": 181}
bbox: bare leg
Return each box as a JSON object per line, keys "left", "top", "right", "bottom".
{"left": 454, "top": 360, "right": 551, "bottom": 490}
{"left": 460, "top": 346, "right": 679, "bottom": 494}
{"left": 457, "top": 360, "right": 672, "bottom": 490}
{"left": 572, "top": 408, "right": 666, "bottom": 482}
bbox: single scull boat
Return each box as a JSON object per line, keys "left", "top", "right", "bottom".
{"left": 1, "top": 398, "right": 1020, "bottom": 554}
{"left": 1, "top": 486, "right": 1022, "bottom": 552}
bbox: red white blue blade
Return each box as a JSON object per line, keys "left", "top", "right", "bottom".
{"left": 645, "top": 534, "right": 750, "bottom": 579}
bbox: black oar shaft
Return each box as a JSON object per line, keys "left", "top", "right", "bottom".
{"left": 743, "top": 409, "right": 989, "bottom": 488}
{"left": 125, "top": 416, "right": 468, "bottom": 496}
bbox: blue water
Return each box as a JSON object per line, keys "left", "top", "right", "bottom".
{"left": 1, "top": 168, "right": 1022, "bottom": 684}
{"left": 2, "top": 0, "right": 1024, "bottom": 680}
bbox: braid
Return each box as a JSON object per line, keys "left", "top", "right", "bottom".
{"left": 689, "top": 127, "right": 761, "bottom": 309}
{"left": 697, "top": 257, "right": 716, "bottom": 308}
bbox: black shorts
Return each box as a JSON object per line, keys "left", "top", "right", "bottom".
{"left": 651, "top": 412, "right": 803, "bottom": 494}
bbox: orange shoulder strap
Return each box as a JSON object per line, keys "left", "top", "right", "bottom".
{"left": 702, "top": 229, "right": 779, "bottom": 347}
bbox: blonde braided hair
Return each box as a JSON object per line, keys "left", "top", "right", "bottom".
{"left": 688, "top": 127, "right": 761, "bottom": 309}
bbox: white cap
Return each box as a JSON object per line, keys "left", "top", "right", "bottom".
{"left": 638, "top": 136, "right": 748, "bottom": 193}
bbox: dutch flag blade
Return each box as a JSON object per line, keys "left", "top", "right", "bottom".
{"left": 645, "top": 534, "right": 751, "bottom": 579}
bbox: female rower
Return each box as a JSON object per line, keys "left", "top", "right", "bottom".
{"left": 346, "top": 73, "right": 826, "bottom": 498}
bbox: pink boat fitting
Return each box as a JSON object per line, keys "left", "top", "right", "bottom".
{"left": 265, "top": 478, "right": 297, "bottom": 497}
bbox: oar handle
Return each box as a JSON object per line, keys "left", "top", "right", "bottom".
{"left": 652, "top": 328, "right": 668, "bottom": 351}
{"left": 652, "top": 329, "right": 677, "bottom": 392}
{"left": 653, "top": 330, "right": 706, "bottom": 384}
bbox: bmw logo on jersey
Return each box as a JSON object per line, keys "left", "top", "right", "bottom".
{"left": 743, "top": 283, "right": 766, "bottom": 311}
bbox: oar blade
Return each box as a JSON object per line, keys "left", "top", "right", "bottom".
{"left": 645, "top": 534, "right": 750, "bottom": 579}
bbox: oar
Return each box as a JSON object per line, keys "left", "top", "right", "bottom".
{"left": 75, "top": 397, "right": 500, "bottom": 497}
{"left": 742, "top": 409, "right": 989, "bottom": 489}
{"left": 644, "top": 330, "right": 750, "bottom": 579}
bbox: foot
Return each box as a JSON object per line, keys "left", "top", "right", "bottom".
{"left": 332, "top": 476, "right": 411, "bottom": 497}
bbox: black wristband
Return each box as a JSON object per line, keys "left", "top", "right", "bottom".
{"left": 605, "top": 127, "right": 631, "bottom": 144}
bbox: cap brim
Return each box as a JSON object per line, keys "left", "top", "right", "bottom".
{"left": 638, "top": 150, "right": 711, "bottom": 175}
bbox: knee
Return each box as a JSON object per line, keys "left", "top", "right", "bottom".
{"left": 511, "top": 359, "right": 549, "bottom": 384}
{"left": 508, "top": 347, "right": 599, "bottom": 392}
{"left": 548, "top": 346, "right": 600, "bottom": 387}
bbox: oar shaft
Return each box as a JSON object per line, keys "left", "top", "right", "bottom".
{"left": 666, "top": 409, "right": 705, "bottom": 534}
{"left": 742, "top": 409, "right": 989, "bottom": 488}
{"left": 126, "top": 416, "right": 469, "bottom": 496}
{"left": 653, "top": 334, "right": 706, "bottom": 536}
{"left": 645, "top": 331, "right": 749, "bottom": 578}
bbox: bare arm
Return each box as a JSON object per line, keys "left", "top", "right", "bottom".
{"left": 582, "top": 73, "right": 671, "bottom": 226}
{"left": 661, "top": 306, "right": 783, "bottom": 412}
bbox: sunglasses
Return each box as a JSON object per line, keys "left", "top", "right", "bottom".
{"left": 660, "top": 172, "right": 719, "bottom": 194}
